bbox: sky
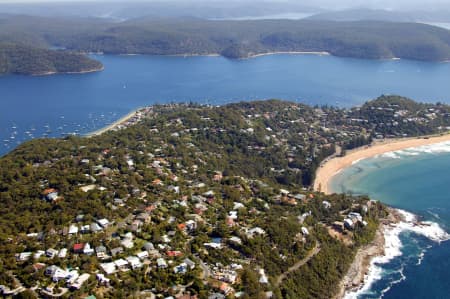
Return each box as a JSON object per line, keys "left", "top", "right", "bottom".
{"left": 0, "top": 0, "right": 449, "bottom": 11}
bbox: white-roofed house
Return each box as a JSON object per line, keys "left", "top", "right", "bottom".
{"left": 126, "top": 256, "right": 143, "bottom": 270}
{"left": 114, "top": 259, "right": 129, "bottom": 272}
{"left": 46, "top": 248, "right": 59, "bottom": 259}
{"left": 97, "top": 218, "right": 110, "bottom": 228}
{"left": 136, "top": 251, "right": 149, "bottom": 260}
{"left": 58, "top": 248, "right": 68, "bottom": 258}
{"left": 68, "top": 224, "right": 79, "bottom": 235}
{"left": 157, "top": 258, "right": 168, "bottom": 269}
{"left": 100, "top": 262, "right": 116, "bottom": 275}
{"left": 70, "top": 273, "right": 90, "bottom": 290}
{"left": 83, "top": 243, "right": 94, "bottom": 255}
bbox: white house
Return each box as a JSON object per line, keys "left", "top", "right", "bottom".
{"left": 68, "top": 224, "right": 79, "bottom": 235}
{"left": 58, "top": 248, "right": 68, "bottom": 258}
{"left": 301, "top": 227, "right": 309, "bottom": 236}
{"left": 18, "top": 252, "right": 32, "bottom": 261}
{"left": 70, "top": 273, "right": 90, "bottom": 290}
{"left": 100, "top": 262, "right": 116, "bottom": 275}
{"left": 96, "top": 273, "right": 110, "bottom": 286}
{"left": 259, "top": 268, "right": 269, "bottom": 284}
{"left": 97, "top": 218, "right": 110, "bottom": 228}
{"left": 83, "top": 243, "right": 94, "bottom": 255}
{"left": 126, "top": 256, "right": 142, "bottom": 270}
{"left": 46, "top": 248, "right": 58, "bottom": 259}
{"left": 114, "top": 259, "right": 129, "bottom": 271}
{"left": 65, "top": 270, "right": 79, "bottom": 285}
{"left": 136, "top": 251, "right": 149, "bottom": 260}
{"left": 157, "top": 258, "right": 168, "bottom": 269}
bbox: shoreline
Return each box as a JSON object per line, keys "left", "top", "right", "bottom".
{"left": 106, "top": 51, "right": 328, "bottom": 59}
{"left": 245, "top": 51, "right": 331, "bottom": 59}
{"left": 313, "top": 133, "right": 450, "bottom": 195}
{"left": 84, "top": 108, "right": 145, "bottom": 137}
{"left": 335, "top": 207, "right": 402, "bottom": 299}
{"left": 316, "top": 135, "right": 450, "bottom": 298}
{"left": 88, "top": 51, "right": 450, "bottom": 63}
{"left": 33, "top": 65, "right": 104, "bottom": 77}
{"left": 337, "top": 207, "right": 450, "bottom": 299}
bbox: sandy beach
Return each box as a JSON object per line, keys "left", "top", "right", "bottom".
{"left": 85, "top": 108, "right": 143, "bottom": 137}
{"left": 316, "top": 134, "right": 450, "bottom": 298}
{"left": 247, "top": 51, "right": 330, "bottom": 59}
{"left": 314, "top": 133, "right": 450, "bottom": 194}
{"left": 34, "top": 65, "right": 104, "bottom": 76}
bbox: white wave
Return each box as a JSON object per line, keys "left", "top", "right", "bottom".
{"left": 396, "top": 209, "right": 450, "bottom": 242}
{"left": 395, "top": 149, "right": 420, "bottom": 156}
{"left": 427, "top": 210, "right": 441, "bottom": 220}
{"left": 344, "top": 220, "right": 405, "bottom": 299}
{"left": 343, "top": 209, "right": 449, "bottom": 299}
{"left": 397, "top": 209, "right": 416, "bottom": 222}
{"left": 352, "top": 158, "right": 366, "bottom": 165}
{"left": 373, "top": 141, "right": 450, "bottom": 161}
{"left": 380, "top": 152, "right": 401, "bottom": 159}
{"left": 403, "top": 142, "right": 450, "bottom": 155}
{"left": 343, "top": 263, "right": 384, "bottom": 299}
{"left": 380, "top": 267, "right": 406, "bottom": 298}
{"left": 333, "top": 169, "right": 343, "bottom": 176}
{"left": 416, "top": 250, "right": 426, "bottom": 266}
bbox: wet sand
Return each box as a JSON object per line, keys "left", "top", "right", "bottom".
{"left": 314, "top": 133, "right": 450, "bottom": 194}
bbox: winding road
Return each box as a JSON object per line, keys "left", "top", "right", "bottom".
{"left": 274, "top": 242, "right": 321, "bottom": 287}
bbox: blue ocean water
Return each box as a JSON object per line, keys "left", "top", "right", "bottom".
{"left": 331, "top": 144, "right": 450, "bottom": 298}
{"left": 2, "top": 54, "right": 450, "bottom": 155}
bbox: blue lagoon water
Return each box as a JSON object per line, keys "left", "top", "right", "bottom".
{"left": 2, "top": 54, "right": 450, "bottom": 155}
{"left": 332, "top": 144, "right": 450, "bottom": 298}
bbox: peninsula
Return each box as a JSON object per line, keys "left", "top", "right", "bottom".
{"left": 1, "top": 96, "right": 450, "bottom": 298}
{"left": 0, "top": 43, "right": 103, "bottom": 76}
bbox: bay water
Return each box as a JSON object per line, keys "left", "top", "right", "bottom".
{"left": 2, "top": 54, "right": 450, "bottom": 155}
{"left": 332, "top": 143, "right": 450, "bottom": 298}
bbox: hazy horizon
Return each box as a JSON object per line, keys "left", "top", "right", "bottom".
{"left": 1, "top": 0, "right": 450, "bottom": 10}
{"left": 1, "top": 0, "right": 450, "bottom": 22}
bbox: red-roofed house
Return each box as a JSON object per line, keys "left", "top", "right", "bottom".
{"left": 73, "top": 243, "right": 85, "bottom": 253}
{"left": 166, "top": 250, "right": 183, "bottom": 257}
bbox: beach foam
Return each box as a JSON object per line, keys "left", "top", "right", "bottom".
{"left": 379, "top": 141, "right": 450, "bottom": 160}
{"left": 379, "top": 266, "right": 406, "bottom": 298}
{"left": 351, "top": 158, "right": 366, "bottom": 165}
{"left": 379, "top": 152, "right": 401, "bottom": 159}
{"left": 344, "top": 209, "right": 449, "bottom": 299}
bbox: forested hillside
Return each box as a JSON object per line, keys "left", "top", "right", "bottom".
{"left": 0, "top": 43, "right": 103, "bottom": 75}
{"left": 0, "top": 97, "right": 448, "bottom": 298}
{"left": 1, "top": 15, "right": 450, "bottom": 61}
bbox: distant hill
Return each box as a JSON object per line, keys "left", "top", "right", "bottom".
{"left": 306, "top": 9, "right": 417, "bottom": 22}
{"left": 0, "top": 43, "right": 103, "bottom": 75}
{"left": 0, "top": 1, "right": 320, "bottom": 20}
{"left": 1, "top": 15, "right": 450, "bottom": 63}
{"left": 306, "top": 8, "right": 450, "bottom": 23}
